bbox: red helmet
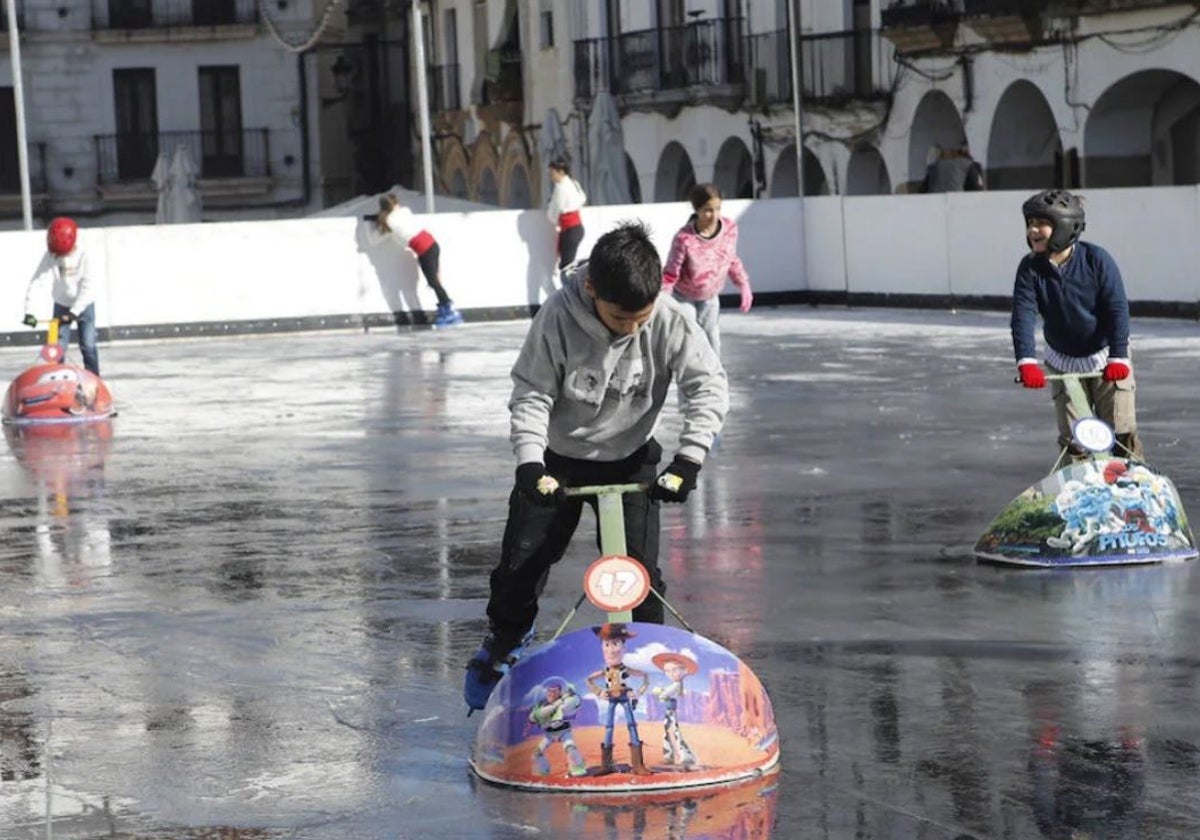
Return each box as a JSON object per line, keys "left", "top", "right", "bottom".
{"left": 47, "top": 217, "right": 78, "bottom": 256}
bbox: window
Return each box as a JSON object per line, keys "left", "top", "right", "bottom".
{"left": 193, "top": 0, "right": 236, "bottom": 26}
{"left": 539, "top": 0, "right": 554, "bottom": 49}
{"left": 109, "top": 0, "right": 152, "bottom": 29}
{"left": 113, "top": 68, "right": 158, "bottom": 180}
{"left": 199, "top": 66, "right": 244, "bottom": 177}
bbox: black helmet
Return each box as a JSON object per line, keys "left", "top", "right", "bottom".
{"left": 1022, "top": 189, "right": 1085, "bottom": 253}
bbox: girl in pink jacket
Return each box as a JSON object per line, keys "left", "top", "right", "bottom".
{"left": 661, "top": 183, "right": 752, "bottom": 358}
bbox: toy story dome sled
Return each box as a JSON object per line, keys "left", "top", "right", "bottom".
{"left": 2, "top": 318, "right": 114, "bottom": 425}
{"left": 469, "top": 483, "right": 780, "bottom": 793}
{"left": 974, "top": 372, "right": 1196, "bottom": 567}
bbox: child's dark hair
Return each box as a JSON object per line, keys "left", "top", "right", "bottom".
{"left": 548, "top": 157, "right": 571, "bottom": 175}
{"left": 588, "top": 221, "right": 662, "bottom": 311}
{"left": 688, "top": 183, "right": 722, "bottom": 210}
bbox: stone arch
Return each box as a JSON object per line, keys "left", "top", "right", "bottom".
{"left": 505, "top": 163, "right": 533, "bottom": 208}
{"left": 845, "top": 144, "right": 891, "bottom": 195}
{"left": 499, "top": 129, "right": 534, "bottom": 208}
{"left": 469, "top": 132, "right": 501, "bottom": 205}
{"left": 713, "top": 136, "right": 754, "bottom": 199}
{"left": 907, "top": 90, "right": 966, "bottom": 192}
{"left": 987, "top": 80, "right": 1061, "bottom": 190}
{"left": 624, "top": 153, "right": 643, "bottom": 203}
{"left": 438, "top": 136, "right": 470, "bottom": 198}
{"left": 770, "top": 144, "right": 828, "bottom": 195}
{"left": 1084, "top": 69, "right": 1200, "bottom": 187}
{"left": 654, "top": 141, "right": 696, "bottom": 202}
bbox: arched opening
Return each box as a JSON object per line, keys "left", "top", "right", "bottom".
{"left": 846, "top": 144, "right": 891, "bottom": 195}
{"left": 624, "top": 153, "right": 643, "bottom": 203}
{"left": 654, "top": 141, "right": 697, "bottom": 202}
{"left": 478, "top": 168, "right": 499, "bottom": 205}
{"left": 505, "top": 163, "right": 532, "bottom": 208}
{"left": 713, "top": 137, "right": 754, "bottom": 198}
{"left": 1085, "top": 70, "right": 1200, "bottom": 187}
{"left": 987, "top": 80, "right": 1061, "bottom": 190}
{"left": 907, "top": 90, "right": 966, "bottom": 192}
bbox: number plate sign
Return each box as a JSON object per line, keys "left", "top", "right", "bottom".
{"left": 583, "top": 555, "right": 650, "bottom": 613}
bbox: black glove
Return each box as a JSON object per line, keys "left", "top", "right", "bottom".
{"left": 58, "top": 311, "right": 75, "bottom": 325}
{"left": 651, "top": 455, "right": 701, "bottom": 503}
{"left": 22, "top": 313, "right": 36, "bottom": 328}
{"left": 515, "top": 462, "right": 566, "bottom": 507}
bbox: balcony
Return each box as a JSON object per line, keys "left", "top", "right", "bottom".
{"left": 746, "top": 28, "right": 897, "bottom": 107}
{"left": 93, "top": 129, "right": 271, "bottom": 204}
{"left": 91, "top": 0, "right": 258, "bottom": 42}
{"left": 573, "top": 18, "right": 746, "bottom": 110}
{"left": 880, "top": 1, "right": 962, "bottom": 54}
{"left": 962, "top": 0, "right": 1051, "bottom": 44}
{"left": 428, "top": 63, "right": 461, "bottom": 113}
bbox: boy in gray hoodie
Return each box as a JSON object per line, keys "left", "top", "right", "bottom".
{"left": 464, "top": 221, "right": 729, "bottom": 711}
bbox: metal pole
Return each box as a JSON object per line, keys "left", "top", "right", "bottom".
{"left": 786, "top": 0, "right": 804, "bottom": 197}
{"left": 5, "top": 0, "right": 32, "bottom": 229}
{"left": 411, "top": 1, "right": 435, "bottom": 213}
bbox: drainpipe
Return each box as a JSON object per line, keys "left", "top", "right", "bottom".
{"left": 297, "top": 51, "right": 313, "bottom": 207}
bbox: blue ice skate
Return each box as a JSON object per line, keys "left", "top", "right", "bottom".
{"left": 463, "top": 626, "right": 535, "bottom": 713}
{"left": 433, "top": 302, "right": 464, "bottom": 329}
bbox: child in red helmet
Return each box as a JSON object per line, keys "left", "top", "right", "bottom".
{"left": 1010, "top": 189, "right": 1141, "bottom": 461}
{"left": 22, "top": 217, "right": 101, "bottom": 375}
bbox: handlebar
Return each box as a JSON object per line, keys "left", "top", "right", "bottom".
{"left": 564, "top": 483, "right": 648, "bottom": 498}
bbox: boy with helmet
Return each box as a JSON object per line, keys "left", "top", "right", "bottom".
{"left": 22, "top": 217, "right": 101, "bottom": 375}
{"left": 1010, "top": 189, "right": 1142, "bottom": 461}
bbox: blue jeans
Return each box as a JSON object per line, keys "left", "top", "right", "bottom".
{"left": 53, "top": 302, "right": 99, "bottom": 375}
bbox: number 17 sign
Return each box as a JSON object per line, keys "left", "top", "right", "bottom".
{"left": 583, "top": 555, "right": 651, "bottom": 613}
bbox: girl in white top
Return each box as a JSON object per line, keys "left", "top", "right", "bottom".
{"left": 365, "top": 194, "right": 462, "bottom": 328}
{"left": 546, "top": 158, "right": 587, "bottom": 272}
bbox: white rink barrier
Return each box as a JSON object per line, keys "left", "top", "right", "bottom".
{"left": 0, "top": 186, "right": 1196, "bottom": 339}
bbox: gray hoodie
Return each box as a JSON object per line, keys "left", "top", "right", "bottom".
{"left": 510, "top": 267, "right": 729, "bottom": 466}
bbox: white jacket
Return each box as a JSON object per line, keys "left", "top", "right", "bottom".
{"left": 546, "top": 177, "right": 587, "bottom": 226}
{"left": 25, "top": 247, "right": 95, "bottom": 315}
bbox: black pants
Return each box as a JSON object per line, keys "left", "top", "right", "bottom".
{"left": 487, "top": 440, "right": 665, "bottom": 642}
{"left": 557, "top": 225, "right": 584, "bottom": 271}
{"left": 416, "top": 243, "right": 451, "bottom": 307}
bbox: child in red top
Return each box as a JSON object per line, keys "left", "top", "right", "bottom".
{"left": 661, "top": 183, "right": 752, "bottom": 358}
{"left": 367, "top": 193, "right": 462, "bottom": 328}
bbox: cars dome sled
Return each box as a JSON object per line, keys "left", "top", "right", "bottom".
{"left": 2, "top": 319, "right": 114, "bottom": 425}
{"left": 975, "top": 373, "right": 1196, "bottom": 567}
{"left": 469, "top": 484, "right": 780, "bottom": 794}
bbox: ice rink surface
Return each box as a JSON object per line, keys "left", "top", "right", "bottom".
{"left": 2, "top": 305, "right": 1200, "bottom": 839}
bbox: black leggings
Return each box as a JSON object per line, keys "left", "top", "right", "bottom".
{"left": 416, "top": 243, "right": 451, "bottom": 307}
{"left": 557, "top": 226, "right": 584, "bottom": 271}
{"left": 486, "top": 440, "right": 665, "bottom": 641}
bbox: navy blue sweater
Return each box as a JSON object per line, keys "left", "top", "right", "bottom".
{"left": 1010, "top": 240, "right": 1130, "bottom": 362}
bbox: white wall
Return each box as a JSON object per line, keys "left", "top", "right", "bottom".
{"left": 2, "top": 187, "right": 1197, "bottom": 335}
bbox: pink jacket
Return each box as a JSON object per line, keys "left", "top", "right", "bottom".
{"left": 661, "top": 216, "right": 750, "bottom": 301}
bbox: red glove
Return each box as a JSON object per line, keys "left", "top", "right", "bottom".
{"left": 1018, "top": 363, "right": 1046, "bottom": 389}
{"left": 1103, "top": 359, "right": 1131, "bottom": 381}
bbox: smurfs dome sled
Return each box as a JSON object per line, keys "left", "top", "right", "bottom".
{"left": 975, "top": 372, "right": 1196, "bottom": 567}
{"left": 468, "top": 483, "right": 780, "bottom": 793}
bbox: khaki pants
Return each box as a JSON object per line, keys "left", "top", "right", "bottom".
{"left": 1047, "top": 362, "right": 1142, "bottom": 460}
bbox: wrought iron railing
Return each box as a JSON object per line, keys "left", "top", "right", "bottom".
{"left": 579, "top": 25, "right": 894, "bottom": 105}
{"left": 881, "top": 0, "right": 963, "bottom": 28}
{"left": 91, "top": 0, "right": 257, "bottom": 30}
{"left": 93, "top": 128, "right": 271, "bottom": 184}
{"left": 0, "top": 142, "right": 47, "bottom": 194}
{"left": 573, "top": 18, "right": 747, "bottom": 99}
